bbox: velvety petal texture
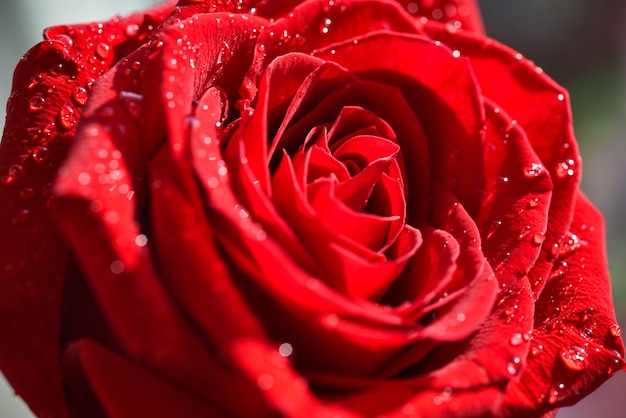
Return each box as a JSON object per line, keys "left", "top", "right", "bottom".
{"left": 0, "top": 1, "right": 623, "bottom": 418}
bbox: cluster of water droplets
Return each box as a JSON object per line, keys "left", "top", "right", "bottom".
{"left": 404, "top": 1, "right": 470, "bottom": 31}
{"left": 1, "top": 13, "right": 165, "bottom": 187}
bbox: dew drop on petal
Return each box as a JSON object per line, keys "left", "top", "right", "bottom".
{"left": 95, "top": 42, "right": 110, "bottom": 59}
{"left": 31, "top": 146, "right": 49, "bottom": 163}
{"left": 77, "top": 172, "right": 91, "bottom": 185}
{"left": 518, "top": 225, "right": 531, "bottom": 241}
{"left": 559, "top": 346, "right": 588, "bottom": 371}
{"left": 125, "top": 23, "right": 140, "bottom": 37}
{"left": 507, "top": 357, "right": 521, "bottom": 375}
{"left": 29, "top": 96, "right": 46, "bottom": 111}
{"left": 71, "top": 86, "right": 89, "bottom": 106}
{"left": 527, "top": 198, "right": 539, "bottom": 209}
{"left": 257, "top": 374, "right": 274, "bottom": 390}
{"left": 486, "top": 220, "right": 502, "bottom": 240}
{"left": 278, "top": 343, "right": 293, "bottom": 357}
{"left": 531, "top": 233, "right": 546, "bottom": 247}
{"left": 110, "top": 260, "right": 125, "bottom": 274}
{"left": 555, "top": 159, "right": 575, "bottom": 178}
{"left": 509, "top": 333, "right": 523, "bottom": 346}
{"left": 58, "top": 103, "right": 78, "bottom": 130}
{"left": 135, "top": 234, "right": 148, "bottom": 247}
{"left": 524, "top": 162, "right": 543, "bottom": 178}
{"left": 325, "top": 313, "right": 339, "bottom": 327}
{"left": 610, "top": 324, "right": 622, "bottom": 337}
{"left": 529, "top": 344, "right": 544, "bottom": 358}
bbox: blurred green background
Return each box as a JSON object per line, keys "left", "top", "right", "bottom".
{"left": 0, "top": 1, "right": 624, "bottom": 417}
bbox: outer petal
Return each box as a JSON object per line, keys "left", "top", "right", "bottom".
{"left": 499, "top": 192, "right": 625, "bottom": 417}
{"left": 424, "top": 22, "right": 581, "bottom": 299}
{"left": 0, "top": 3, "right": 173, "bottom": 417}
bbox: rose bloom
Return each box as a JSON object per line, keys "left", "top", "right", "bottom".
{"left": 0, "top": 0, "right": 624, "bottom": 417}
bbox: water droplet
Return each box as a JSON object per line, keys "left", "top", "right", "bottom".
{"left": 456, "top": 313, "right": 466, "bottom": 322}
{"left": 278, "top": 343, "right": 293, "bottom": 357}
{"left": 509, "top": 333, "right": 524, "bottom": 346}
{"left": 95, "top": 42, "right": 110, "bottom": 60}
{"left": 506, "top": 357, "right": 521, "bottom": 375}
{"left": 529, "top": 344, "right": 544, "bottom": 358}
{"left": 31, "top": 146, "right": 49, "bottom": 163}
{"left": 110, "top": 260, "right": 125, "bottom": 274}
{"left": 531, "top": 233, "right": 546, "bottom": 247}
{"left": 29, "top": 96, "right": 46, "bottom": 111}
{"left": 555, "top": 159, "right": 575, "bottom": 178}
{"left": 527, "top": 198, "right": 539, "bottom": 209}
{"left": 58, "top": 103, "right": 78, "bottom": 130}
{"left": 452, "top": 50, "right": 461, "bottom": 58}
{"left": 320, "top": 18, "right": 332, "bottom": 35}
{"left": 90, "top": 200, "right": 103, "bottom": 213}
{"left": 325, "top": 313, "right": 339, "bottom": 327}
{"left": 406, "top": 2, "right": 418, "bottom": 14}
{"left": 556, "top": 232, "right": 582, "bottom": 258}
{"left": 433, "top": 387, "right": 452, "bottom": 406}
{"left": 71, "top": 86, "right": 89, "bottom": 106}
{"left": 559, "top": 346, "right": 588, "bottom": 371}
{"left": 524, "top": 162, "right": 543, "bottom": 178}
{"left": 125, "top": 23, "right": 140, "bottom": 38}
{"left": 557, "top": 93, "right": 565, "bottom": 101}
{"left": 257, "top": 374, "right": 274, "bottom": 390}
{"left": 518, "top": 225, "right": 531, "bottom": 241}
{"left": 431, "top": 8, "right": 444, "bottom": 20}
{"left": 135, "top": 234, "right": 148, "bottom": 247}
{"left": 486, "top": 220, "right": 502, "bottom": 240}
{"left": 547, "top": 383, "right": 565, "bottom": 404}
{"left": 103, "top": 211, "right": 120, "bottom": 224}
{"left": 610, "top": 324, "right": 622, "bottom": 337}
{"left": 53, "top": 34, "right": 74, "bottom": 50}
{"left": 77, "top": 172, "right": 91, "bottom": 185}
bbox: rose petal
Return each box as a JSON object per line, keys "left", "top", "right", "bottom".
{"left": 149, "top": 145, "right": 342, "bottom": 417}
{"left": 62, "top": 339, "right": 225, "bottom": 418}
{"left": 500, "top": 192, "right": 626, "bottom": 416}
{"left": 152, "top": 12, "right": 268, "bottom": 158}
{"left": 315, "top": 31, "right": 483, "bottom": 219}
{"left": 424, "top": 22, "right": 580, "bottom": 298}
{"left": 243, "top": 0, "right": 425, "bottom": 96}
{"left": 0, "top": 4, "right": 172, "bottom": 416}
{"left": 334, "top": 383, "right": 502, "bottom": 417}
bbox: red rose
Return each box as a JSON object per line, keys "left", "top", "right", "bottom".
{"left": 0, "top": 1, "right": 623, "bottom": 417}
